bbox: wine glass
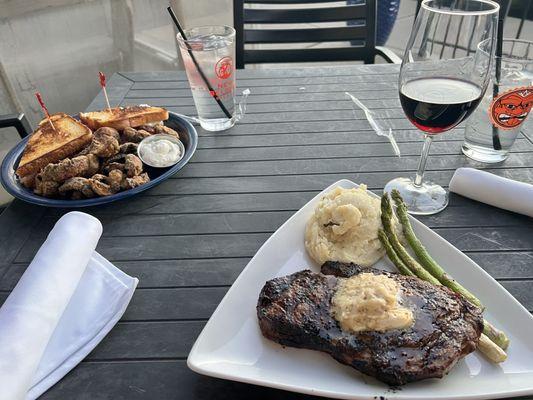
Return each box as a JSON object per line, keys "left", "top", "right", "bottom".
{"left": 384, "top": 0, "right": 500, "bottom": 215}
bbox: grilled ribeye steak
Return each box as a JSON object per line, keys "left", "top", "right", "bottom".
{"left": 257, "top": 262, "right": 483, "bottom": 385}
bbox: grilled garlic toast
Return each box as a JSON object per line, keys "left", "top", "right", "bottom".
{"left": 15, "top": 113, "right": 92, "bottom": 183}
{"left": 79, "top": 105, "right": 169, "bottom": 131}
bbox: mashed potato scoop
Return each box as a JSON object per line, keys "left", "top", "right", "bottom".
{"left": 305, "top": 185, "right": 401, "bottom": 266}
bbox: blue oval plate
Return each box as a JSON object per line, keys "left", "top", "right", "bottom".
{"left": 0, "top": 112, "right": 197, "bottom": 208}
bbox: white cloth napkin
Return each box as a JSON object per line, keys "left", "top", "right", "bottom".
{"left": 449, "top": 167, "right": 533, "bottom": 217}
{"left": 0, "top": 212, "right": 138, "bottom": 400}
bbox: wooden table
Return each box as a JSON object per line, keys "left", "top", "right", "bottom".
{"left": 1, "top": 64, "right": 533, "bottom": 399}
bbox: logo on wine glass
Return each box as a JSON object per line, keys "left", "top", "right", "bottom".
{"left": 215, "top": 57, "right": 233, "bottom": 80}
{"left": 489, "top": 87, "right": 533, "bottom": 130}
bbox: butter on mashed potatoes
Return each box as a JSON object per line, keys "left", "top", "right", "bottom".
{"left": 305, "top": 185, "right": 398, "bottom": 266}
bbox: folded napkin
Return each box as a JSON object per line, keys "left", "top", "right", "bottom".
{"left": 450, "top": 167, "right": 533, "bottom": 217}
{"left": 0, "top": 212, "right": 138, "bottom": 400}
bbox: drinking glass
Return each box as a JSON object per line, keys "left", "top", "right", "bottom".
{"left": 384, "top": 0, "right": 499, "bottom": 215}
{"left": 177, "top": 25, "right": 236, "bottom": 132}
{"left": 463, "top": 39, "right": 533, "bottom": 163}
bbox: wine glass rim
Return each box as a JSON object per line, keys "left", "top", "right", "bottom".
{"left": 421, "top": 0, "right": 500, "bottom": 16}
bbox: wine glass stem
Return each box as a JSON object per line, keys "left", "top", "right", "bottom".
{"left": 413, "top": 135, "right": 433, "bottom": 187}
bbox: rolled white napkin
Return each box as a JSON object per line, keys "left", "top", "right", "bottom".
{"left": 0, "top": 212, "right": 138, "bottom": 400}
{"left": 449, "top": 167, "right": 533, "bottom": 217}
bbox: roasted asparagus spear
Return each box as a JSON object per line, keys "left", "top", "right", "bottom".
{"left": 379, "top": 192, "right": 508, "bottom": 362}
{"left": 390, "top": 189, "right": 510, "bottom": 350}
{"left": 478, "top": 333, "right": 508, "bottom": 363}
{"left": 380, "top": 195, "right": 441, "bottom": 286}
{"left": 482, "top": 320, "right": 510, "bottom": 350}
{"left": 378, "top": 229, "right": 415, "bottom": 277}
{"left": 390, "top": 189, "right": 483, "bottom": 309}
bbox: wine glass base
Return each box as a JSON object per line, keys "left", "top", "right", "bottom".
{"left": 384, "top": 177, "right": 448, "bottom": 215}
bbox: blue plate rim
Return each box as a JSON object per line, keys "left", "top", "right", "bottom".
{"left": 0, "top": 112, "right": 197, "bottom": 208}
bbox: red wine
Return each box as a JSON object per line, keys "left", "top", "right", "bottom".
{"left": 400, "top": 78, "right": 483, "bottom": 134}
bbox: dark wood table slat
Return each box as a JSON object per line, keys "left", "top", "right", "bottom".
{"left": 3, "top": 251, "right": 532, "bottom": 294}
{"left": 127, "top": 91, "right": 407, "bottom": 106}
{"left": 119, "top": 64, "right": 400, "bottom": 82}
{"left": 35, "top": 190, "right": 521, "bottom": 216}
{"left": 171, "top": 154, "right": 533, "bottom": 179}
{"left": 13, "top": 226, "right": 533, "bottom": 267}
{"left": 192, "top": 129, "right": 518, "bottom": 148}
{"left": 165, "top": 100, "right": 402, "bottom": 115}
{"left": 160, "top": 98, "right": 402, "bottom": 112}
{"left": 194, "top": 128, "right": 465, "bottom": 145}
{"left": 31, "top": 206, "right": 532, "bottom": 237}
{"left": 130, "top": 73, "right": 400, "bottom": 90}
{"left": 0, "top": 202, "right": 46, "bottom": 280}
{"left": 85, "top": 320, "right": 204, "bottom": 360}
{"left": 144, "top": 168, "right": 533, "bottom": 196}
{"left": 124, "top": 82, "right": 400, "bottom": 98}
{"left": 1, "top": 258, "right": 248, "bottom": 291}
{"left": 40, "top": 360, "right": 321, "bottom": 400}
{"left": 189, "top": 139, "right": 533, "bottom": 162}
{"left": 40, "top": 359, "right": 533, "bottom": 400}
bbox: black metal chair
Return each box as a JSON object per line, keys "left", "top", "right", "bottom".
{"left": 0, "top": 113, "right": 32, "bottom": 139}
{"left": 233, "top": 0, "right": 401, "bottom": 68}
{"left": 0, "top": 113, "right": 31, "bottom": 210}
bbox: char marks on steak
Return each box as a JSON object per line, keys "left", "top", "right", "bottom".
{"left": 257, "top": 262, "right": 483, "bottom": 385}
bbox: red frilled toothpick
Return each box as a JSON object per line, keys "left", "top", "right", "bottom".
{"left": 35, "top": 92, "right": 55, "bottom": 131}
{"left": 99, "top": 71, "right": 112, "bottom": 111}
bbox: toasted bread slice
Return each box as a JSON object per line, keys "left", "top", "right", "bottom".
{"left": 16, "top": 113, "right": 93, "bottom": 179}
{"left": 79, "top": 105, "right": 169, "bottom": 131}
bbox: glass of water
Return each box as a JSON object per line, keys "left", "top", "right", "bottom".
{"left": 463, "top": 39, "right": 533, "bottom": 163}
{"left": 177, "top": 25, "right": 236, "bottom": 132}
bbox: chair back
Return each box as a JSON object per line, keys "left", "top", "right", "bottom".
{"left": 412, "top": 0, "right": 515, "bottom": 59}
{"left": 507, "top": 0, "right": 532, "bottom": 39}
{"left": 233, "top": 0, "right": 377, "bottom": 68}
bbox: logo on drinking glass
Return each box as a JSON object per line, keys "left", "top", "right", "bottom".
{"left": 489, "top": 87, "right": 533, "bottom": 130}
{"left": 215, "top": 57, "right": 233, "bottom": 79}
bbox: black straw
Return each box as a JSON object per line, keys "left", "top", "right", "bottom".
{"left": 167, "top": 6, "right": 232, "bottom": 119}
{"left": 491, "top": 2, "right": 510, "bottom": 150}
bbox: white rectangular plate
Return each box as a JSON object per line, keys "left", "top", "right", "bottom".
{"left": 188, "top": 179, "right": 533, "bottom": 400}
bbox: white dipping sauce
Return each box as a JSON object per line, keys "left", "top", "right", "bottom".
{"left": 139, "top": 136, "right": 182, "bottom": 167}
